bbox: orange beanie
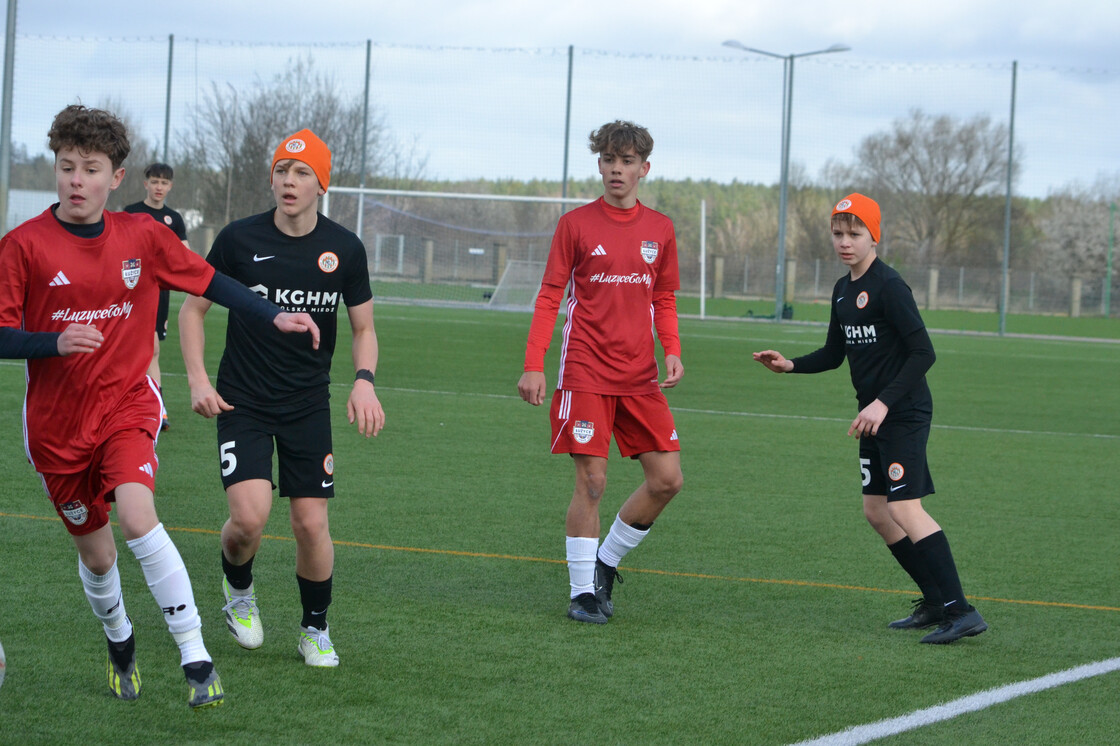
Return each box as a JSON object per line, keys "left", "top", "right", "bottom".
{"left": 832, "top": 193, "right": 880, "bottom": 242}
{"left": 271, "top": 129, "right": 332, "bottom": 192}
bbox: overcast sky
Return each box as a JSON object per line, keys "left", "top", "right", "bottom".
{"left": 4, "top": 0, "right": 1119, "bottom": 199}
{"left": 8, "top": 0, "right": 1119, "bottom": 69}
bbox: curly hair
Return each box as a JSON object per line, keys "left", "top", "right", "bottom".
{"left": 588, "top": 120, "right": 653, "bottom": 161}
{"left": 47, "top": 105, "right": 131, "bottom": 169}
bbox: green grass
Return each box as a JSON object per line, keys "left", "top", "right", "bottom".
{"left": 675, "top": 295, "right": 1120, "bottom": 339}
{"left": 375, "top": 281, "right": 1120, "bottom": 339}
{"left": 1, "top": 301, "right": 1118, "bottom": 744}
{"left": 373, "top": 279, "right": 495, "bottom": 304}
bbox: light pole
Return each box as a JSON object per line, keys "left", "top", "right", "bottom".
{"left": 723, "top": 40, "right": 850, "bottom": 320}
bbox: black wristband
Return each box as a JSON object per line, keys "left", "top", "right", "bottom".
{"left": 355, "top": 368, "right": 375, "bottom": 386}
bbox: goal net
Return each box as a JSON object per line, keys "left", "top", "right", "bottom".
{"left": 321, "top": 187, "right": 588, "bottom": 310}
{"left": 488, "top": 260, "right": 547, "bottom": 310}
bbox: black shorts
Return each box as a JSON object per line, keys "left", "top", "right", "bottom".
{"left": 858, "top": 416, "right": 934, "bottom": 501}
{"left": 155, "top": 289, "right": 170, "bottom": 341}
{"left": 215, "top": 405, "right": 335, "bottom": 498}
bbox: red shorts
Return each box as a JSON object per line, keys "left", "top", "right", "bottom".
{"left": 549, "top": 389, "right": 680, "bottom": 458}
{"left": 41, "top": 429, "right": 159, "bottom": 536}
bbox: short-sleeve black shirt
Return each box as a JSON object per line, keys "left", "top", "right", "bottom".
{"left": 122, "top": 201, "right": 188, "bottom": 241}
{"left": 207, "top": 209, "right": 372, "bottom": 414}
{"left": 792, "top": 258, "right": 934, "bottom": 416}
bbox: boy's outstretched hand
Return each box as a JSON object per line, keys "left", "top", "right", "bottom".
{"left": 753, "top": 349, "right": 793, "bottom": 373}
{"left": 273, "top": 312, "right": 321, "bottom": 349}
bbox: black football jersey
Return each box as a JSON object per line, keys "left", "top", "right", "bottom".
{"left": 793, "top": 258, "right": 934, "bottom": 416}
{"left": 122, "top": 202, "right": 188, "bottom": 241}
{"left": 207, "top": 209, "right": 372, "bottom": 413}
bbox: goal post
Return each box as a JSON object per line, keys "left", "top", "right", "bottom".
{"left": 488, "top": 259, "right": 547, "bottom": 311}
{"left": 321, "top": 187, "right": 590, "bottom": 309}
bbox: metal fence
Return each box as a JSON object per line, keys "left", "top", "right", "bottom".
{"left": 2, "top": 36, "right": 1118, "bottom": 318}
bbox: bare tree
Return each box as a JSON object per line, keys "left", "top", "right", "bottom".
{"left": 176, "top": 56, "right": 426, "bottom": 232}
{"left": 7, "top": 143, "right": 53, "bottom": 190}
{"left": 786, "top": 163, "right": 836, "bottom": 262}
{"left": 843, "top": 109, "right": 1018, "bottom": 267}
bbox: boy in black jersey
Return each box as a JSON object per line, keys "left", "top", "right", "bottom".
{"left": 753, "top": 193, "right": 986, "bottom": 644}
{"left": 179, "top": 129, "right": 385, "bottom": 666}
{"left": 124, "top": 162, "right": 189, "bottom": 431}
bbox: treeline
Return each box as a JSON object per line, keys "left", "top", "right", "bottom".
{"left": 8, "top": 57, "right": 1116, "bottom": 282}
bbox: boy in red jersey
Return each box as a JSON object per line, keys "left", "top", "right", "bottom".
{"left": 518, "top": 120, "right": 683, "bottom": 624}
{"left": 0, "top": 104, "right": 320, "bottom": 707}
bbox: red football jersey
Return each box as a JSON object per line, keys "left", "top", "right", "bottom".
{"left": 539, "top": 198, "right": 680, "bottom": 395}
{"left": 0, "top": 208, "right": 215, "bottom": 473}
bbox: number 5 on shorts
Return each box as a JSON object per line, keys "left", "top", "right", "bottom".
{"left": 220, "top": 440, "right": 237, "bottom": 477}
{"left": 860, "top": 458, "right": 871, "bottom": 487}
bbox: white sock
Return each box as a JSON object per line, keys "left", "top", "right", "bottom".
{"left": 126, "top": 523, "right": 211, "bottom": 665}
{"left": 597, "top": 514, "right": 650, "bottom": 568}
{"left": 566, "top": 536, "right": 598, "bottom": 598}
{"left": 172, "top": 627, "right": 210, "bottom": 666}
{"left": 78, "top": 557, "right": 132, "bottom": 643}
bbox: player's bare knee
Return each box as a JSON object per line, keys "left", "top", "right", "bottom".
{"left": 862, "top": 503, "right": 880, "bottom": 525}
{"left": 79, "top": 547, "right": 118, "bottom": 575}
{"left": 665, "top": 470, "right": 684, "bottom": 498}
{"left": 575, "top": 469, "right": 607, "bottom": 502}
{"left": 225, "top": 517, "right": 264, "bottom": 549}
{"left": 648, "top": 469, "right": 682, "bottom": 503}
{"left": 290, "top": 514, "right": 328, "bottom": 545}
{"left": 864, "top": 512, "right": 894, "bottom": 538}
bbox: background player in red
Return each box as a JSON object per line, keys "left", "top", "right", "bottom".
{"left": 180, "top": 128, "right": 384, "bottom": 667}
{"left": 0, "top": 104, "right": 320, "bottom": 707}
{"left": 518, "top": 120, "right": 683, "bottom": 624}
{"left": 123, "top": 162, "right": 189, "bottom": 431}
{"left": 753, "top": 193, "right": 987, "bottom": 644}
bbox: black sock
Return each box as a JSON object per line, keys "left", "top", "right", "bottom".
{"left": 182, "top": 660, "right": 214, "bottom": 683}
{"left": 914, "top": 531, "right": 970, "bottom": 613}
{"left": 222, "top": 551, "right": 254, "bottom": 591}
{"left": 298, "top": 574, "right": 332, "bottom": 630}
{"left": 887, "top": 536, "right": 943, "bottom": 606}
{"left": 107, "top": 633, "right": 135, "bottom": 670}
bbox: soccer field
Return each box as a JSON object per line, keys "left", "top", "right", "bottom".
{"left": 0, "top": 303, "right": 1118, "bottom": 744}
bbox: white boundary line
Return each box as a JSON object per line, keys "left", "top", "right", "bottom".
{"left": 2, "top": 363, "right": 1115, "bottom": 440}
{"left": 791, "top": 657, "right": 1120, "bottom": 746}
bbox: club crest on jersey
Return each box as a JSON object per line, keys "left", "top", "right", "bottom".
{"left": 60, "top": 500, "right": 89, "bottom": 526}
{"left": 121, "top": 258, "right": 141, "bottom": 289}
{"left": 572, "top": 420, "right": 595, "bottom": 444}
{"left": 318, "top": 252, "right": 339, "bottom": 273}
{"left": 323, "top": 453, "right": 335, "bottom": 476}
{"left": 163, "top": 215, "right": 173, "bottom": 226}
{"left": 639, "top": 241, "right": 659, "bottom": 264}
{"left": 888, "top": 462, "right": 905, "bottom": 481}
{"left": 856, "top": 291, "right": 869, "bottom": 309}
